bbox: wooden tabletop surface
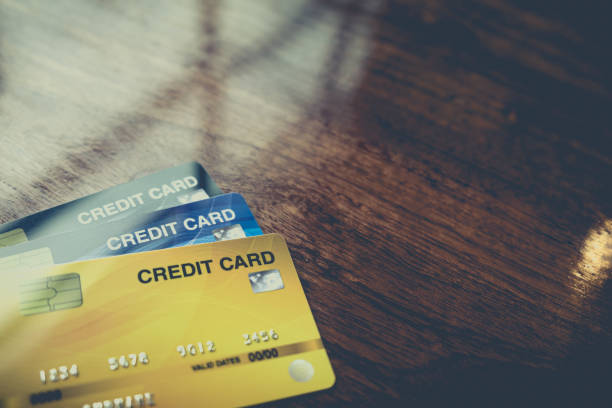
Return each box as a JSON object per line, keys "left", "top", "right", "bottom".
{"left": 1, "top": 1, "right": 611, "bottom": 406}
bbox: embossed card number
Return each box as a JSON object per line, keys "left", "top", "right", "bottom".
{"left": 108, "top": 352, "right": 149, "bottom": 371}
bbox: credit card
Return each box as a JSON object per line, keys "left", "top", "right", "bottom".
{"left": 0, "top": 162, "right": 222, "bottom": 247}
{"left": 0, "top": 193, "right": 261, "bottom": 267}
{"left": 0, "top": 234, "right": 335, "bottom": 407}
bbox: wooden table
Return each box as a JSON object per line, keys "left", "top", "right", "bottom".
{"left": 1, "top": 1, "right": 611, "bottom": 406}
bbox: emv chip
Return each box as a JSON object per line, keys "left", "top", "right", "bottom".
{"left": 19, "top": 273, "right": 83, "bottom": 316}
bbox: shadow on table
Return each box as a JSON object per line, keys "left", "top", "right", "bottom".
{"left": 408, "top": 276, "right": 612, "bottom": 407}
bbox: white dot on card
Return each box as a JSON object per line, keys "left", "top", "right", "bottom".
{"left": 288, "top": 359, "right": 314, "bottom": 382}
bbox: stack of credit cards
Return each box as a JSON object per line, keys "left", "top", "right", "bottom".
{"left": 0, "top": 163, "right": 335, "bottom": 407}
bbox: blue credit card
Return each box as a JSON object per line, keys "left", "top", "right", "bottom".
{"left": 0, "top": 193, "right": 261, "bottom": 266}
{"left": 0, "top": 162, "right": 222, "bottom": 248}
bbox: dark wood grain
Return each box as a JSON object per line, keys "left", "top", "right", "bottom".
{"left": 1, "top": 0, "right": 611, "bottom": 406}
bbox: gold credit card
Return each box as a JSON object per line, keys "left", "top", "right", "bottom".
{"left": 0, "top": 234, "right": 335, "bottom": 407}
